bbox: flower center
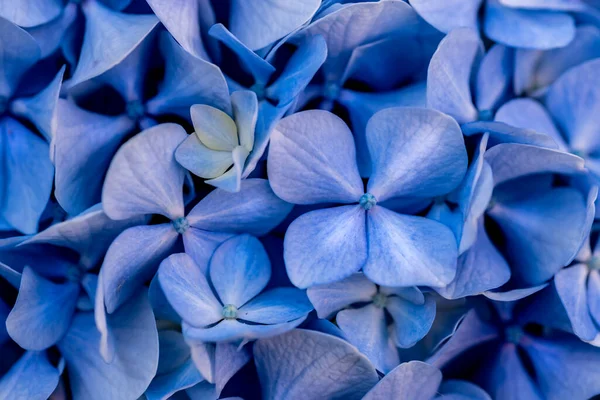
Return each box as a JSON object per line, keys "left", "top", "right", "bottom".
{"left": 588, "top": 256, "right": 600, "bottom": 270}
{"left": 504, "top": 325, "right": 523, "bottom": 344}
{"left": 323, "top": 82, "right": 341, "bottom": 101}
{"left": 478, "top": 109, "right": 493, "bottom": 121}
{"left": 222, "top": 304, "right": 238, "bottom": 319}
{"left": 372, "top": 292, "right": 388, "bottom": 308}
{"left": 172, "top": 217, "right": 190, "bottom": 234}
{"left": 359, "top": 193, "right": 377, "bottom": 210}
{"left": 126, "top": 100, "right": 145, "bottom": 120}
{"left": 66, "top": 265, "right": 83, "bottom": 282}
{"left": 250, "top": 83, "right": 266, "bottom": 101}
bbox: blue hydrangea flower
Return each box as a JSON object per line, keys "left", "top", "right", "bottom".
{"left": 268, "top": 107, "right": 468, "bottom": 288}
{"left": 410, "top": 0, "right": 596, "bottom": 50}
{"left": 159, "top": 235, "right": 313, "bottom": 343}
{"left": 429, "top": 300, "right": 600, "bottom": 400}
{"left": 434, "top": 136, "right": 595, "bottom": 299}
{"left": 98, "top": 123, "right": 292, "bottom": 313}
{"left": 307, "top": 273, "right": 436, "bottom": 372}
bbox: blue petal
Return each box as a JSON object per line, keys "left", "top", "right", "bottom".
{"left": 54, "top": 100, "right": 135, "bottom": 215}
{"left": 428, "top": 310, "right": 499, "bottom": 368}
{"left": 58, "top": 291, "right": 159, "bottom": 400}
{"left": 589, "top": 270, "right": 600, "bottom": 327}
{"left": 145, "top": 0, "right": 207, "bottom": 59}
{"left": 102, "top": 224, "right": 179, "bottom": 313}
{"left": 0, "top": 351, "right": 59, "bottom": 400}
{"left": 555, "top": 265, "right": 598, "bottom": 341}
{"left": 363, "top": 360, "right": 442, "bottom": 400}
{"left": 208, "top": 24, "right": 275, "bottom": 85}
{"left": 337, "top": 304, "right": 400, "bottom": 373}
{"left": 545, "top": 58, "right": 600, "bottom": 154}
{"left": 481, "top": 343, "right": 543, "bottom": 400}
{"left": 266, "top": 35, "right": 327, "bottom": 106}
{"left": 158, "top": 253, "right": 223, "bottom": 327}
{"left": 25, "top": 204, "right": 145, "bottom": 270}
{"left": 483, "top": 283, "right": 548, "bottom": 301}
{"left": 230, "top": 0, "right": 320, "bottom": 51}
{"left": 183, "top": 317, "right": 305, "bottom": 343}
{"left": 438, "top": 223, "right": 510, "bottom": 299}
{"left": 102, "top": 123, "right": 187, "bottom": 220}
{"left": 522, "top": 336, "right": 600, "bottom": 400}
{"left": 148, "top": 275, "right": 181, "bottom": 323}
{"left": 210, "top": 342, "right": 251, "bottom": 395}
{"left": 408, "top": 0, "right": 482, "bottom": 33}
{"left": 175, "top": 134, "right": 233, "bottom": 179}
{"left": 427, "top": 28, "right": 482, "bottom": 124}
{"left": 439, "top": 380, "right": 492, "bottom": 400}
{"left": 338, "top": 83, "right": 427, "bottom": 177}
{"left": 475, "top": 44, "right": 513, "bottom": 113}
{"left": 186, "top": 179, "right": 292, "bottom": 235}
{"left": 10, "top": 66, "right": 65, "bottom": 141}
{"left": 307, "top": 273, "right": 377, "bottom": 319}
{"left": 461, "top": 121, "right": 559, "bottom": 149}
{"left": 268, "top": 110, "right": 363, "bottom": 205}
{"left": 0, "top": 117, "right": 53, "bottom": 234}
{"left": 182, "top": 229, "right": 234, "bottom": 273}
{"left": 6, "top": 267, "right": 79, "bottom": 350}
{"left": 209, "top": 235, "right": 270, "bottom": 308}
{"left": 68, "top": 0, "right": 158, "bottom": 87}
{"left": 293, "top": 1, "right": 421, "bottom": 83}
{"left": 253, "top": 329, "right": 379, "bottom": 400}
{"left": 387, "top": 295, "right": 436, "bottom": 348}
{"left": 367, "top": 107, "right": 467, "bottom": 202}
{"left": 0, "top": 17, "right": 40, "bottom": 98}
{"left": 25, "top": 7, "right": 75, "bottom": 58}
{"left": 239, "top": 287, "right": 313, "bottom": 324}
{"left": 146, "top": 33, "right": 230, "bottom": 118}
{"left": 494, "top": 98, "right": 566, "bottom": 149}
{"left": 284, "top": 206, "right": 367, "bottom": 288}
{"left": 231, "top": 90, "right": 258, "bottom": 151}
{"left": 487, "top": 187, "right": 587, "bottom": 285}
{"left": 364, "top": 206, "right": 458, "bottom": 288}
{"left": 484, "top": 0, "right": 575, "bottom": 50}
{"left": 0, "top": 0, "right": 63, "bottom": 28}
{"left": 204, "top": 145, "right": 248, "bottom": 193}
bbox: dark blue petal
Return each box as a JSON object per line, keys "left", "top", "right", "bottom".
{"left": 0, "top": 351, "right": 59, "bottom": 400}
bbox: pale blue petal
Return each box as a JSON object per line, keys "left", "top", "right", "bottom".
{"left": 337, "top": 305, "right": 400, "bottom": 373}
{"left": 68, "top": 1, "right": 158, "bottom": 87}
{"left": 204, "top": 146, "right": 248, "bottom": 192}
{"left": 253, "top": 329, "right": 379, "bottom": 400}
{"left": 461, "top": 121, "right": 558, "bottom": 148}
{"left": 145, "top": 33, "right": 230, "bottom": 117}
{"left": 158, "top": 253, "right": 223, "bottom": 327}
{"left": 363, "top": 360, "right": 442, "bottom": 400}
{"left": 364, "top": 206, "right": 457, "bottom": 288}
{"left": 284, "top": 206, "right": 367, "bottom": 288}
{"left": 175, "top": 133, "right": 233, "bottom": 179}
{"left": 53, "top": 100, "right": 135, "bottom": 215}
{"left": 0, "top": 0, "right": 63, "bottom": 28}
{"left": 475, "top": 44, "right": 513, "bottom": 113}
{"left": 555, "top": 265, "right": 598, "bottom": 341}
{"left": 387, "top": 295, "right": 436, "bottom": 348}
{"left": 145, "top": 0, "right": 207, "bottom": 59}
{"left": 427, "top": 28, "right": 482, "bottom": 124}
{"left": 0, "top": 117, "right": 53, "bottom": 234}
{"left": 102, "top": 224, "right": 179, "bottom": 313}
{"left": 268, "top": 110, "right": 363, "bottom": 204}
{"left": 102, "top": 123, "right": 187, "bottom": 220}
{"left": 182, "top": 229, "right": 234, "bottom": 274}
{"left": 186, "top": 179, "right": 292, "bottom": 235}
{"left": 439, "top": 380, "right": 492, "bottom": 400}
{"left": 307, "top": 273, "right": 377, "bottom": 319}
{"left": 58, "top": 291, "right": 159, "bottom": 400}
{"left": 484, "top": 0, "right": 575, "bottom": 50}
{"left": 231, "top": 90, "right": 258, "bottom": 151}
{"left": 408, "top": 0, "right": 482, "bottom": 33}
{"left": 0, "top": 351, "right": 59, "bottom": 400}
{"left": 190, "top": 104, "right": 238, "bottom": 151}
{"left": 183, "top": 317, "right": 306, "bottom": 343}
{"left": 6, "top": 267, "right": 78, "bottom": 350}
{"left": 239, "top": 287, "right": 313, "bottom": 324}
{"left": 209, "top": 234, "right": 271, "bottom": 308}
{"left": 0, "top": 17, "right": 40, "bottom": 97}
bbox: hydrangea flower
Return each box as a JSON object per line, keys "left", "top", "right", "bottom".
{"left": 175, "top": 91, "right": 258, "bottom": 192}
{"left": 98, "top": 123, "right": 292, "bottom": 313}
{"left": 410, "top": 0, "right": 598, "bottom": 50}
{"left": 307, "top": 274, "right": 435, "bottom": 372}
{"left": 159, "top": 235, "right": 313, "bottom": 343}
{"left": 429, "top": 300, "right": 600, "bottom": 400}
{"left": 268, "top": 107, "right": 467, "bottom": 288}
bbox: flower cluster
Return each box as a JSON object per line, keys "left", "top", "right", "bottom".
{"left": 1, "top": 0, "right": 600, "bottom": 399}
